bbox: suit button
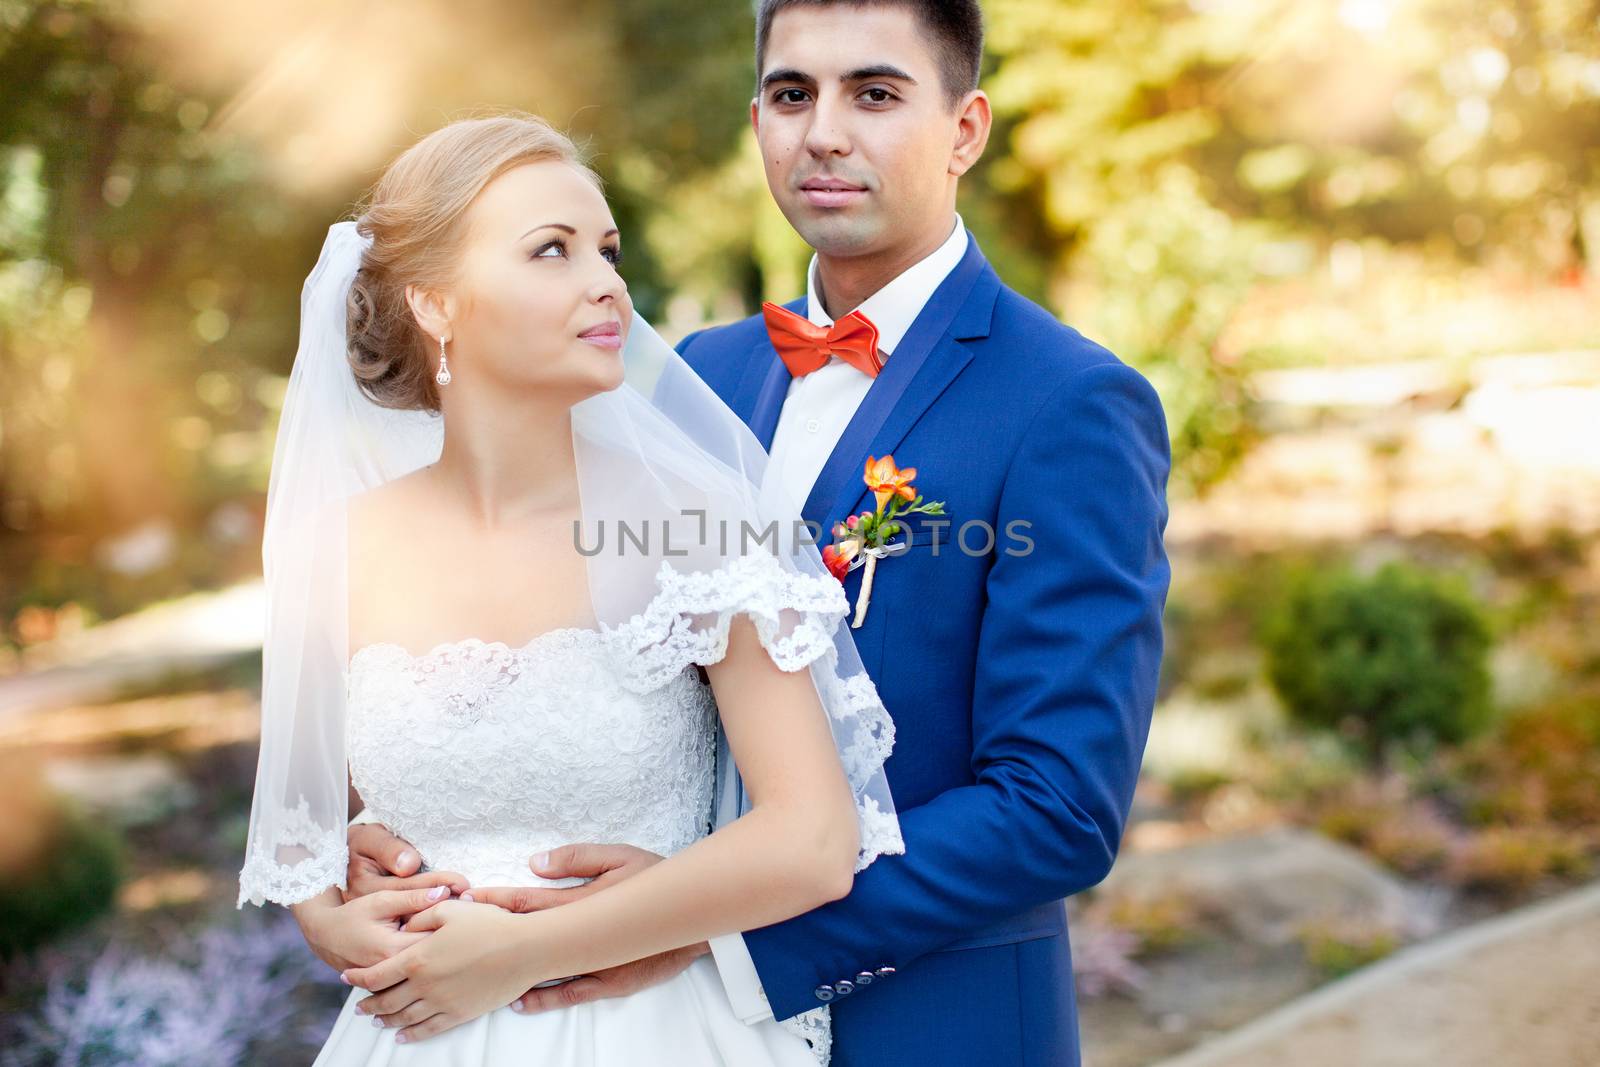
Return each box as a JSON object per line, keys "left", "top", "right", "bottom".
{"left": 874, "top": 966, "right": 896, "bottom": 979}
{"left": 854, "top": 971, "right": 875, "bottom": 986}
{"left": 833, "top": 980, "right": 855, "bottom": 996}
{"left": 813, "top": 985, "right": 835, "bottom": 1003}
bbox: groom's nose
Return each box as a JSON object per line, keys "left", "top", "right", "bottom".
{"left": 803, "top": 93, "right": 854, "bottom": 158}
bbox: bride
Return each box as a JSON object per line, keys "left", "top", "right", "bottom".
{"left": 235, "top": 113, "right": 903, "bottom": 1065}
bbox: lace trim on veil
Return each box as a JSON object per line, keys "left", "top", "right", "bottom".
{"left": 237, "top": 797, "right": 347, "bottom": 908}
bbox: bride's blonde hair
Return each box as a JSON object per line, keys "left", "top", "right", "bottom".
{"left": 346, "top": 113, "right": 600, "bottom": 412}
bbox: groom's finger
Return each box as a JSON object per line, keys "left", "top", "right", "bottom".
{"left": 533, "top": 842, "right": 648, "bottom": 879}
{"left": 351, "top": 824, "right": 427, "bottom": 878}
{"left": 513, "top": 975, "right": 606, "bottom": 1014}
{"left": 458, "top": 884, "right": 597, "bottom": 913}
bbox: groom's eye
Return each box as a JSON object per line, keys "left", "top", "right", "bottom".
{"left": 773, "top": 88, "right": 810, "bottom": 105}
{"left": 861, "top": 87, "right": 896, "bottom": 104}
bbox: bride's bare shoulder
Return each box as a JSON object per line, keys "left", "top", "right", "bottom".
{"left": 350, "top": 467, "right": 436, "bottom": 518}
{"left": 348, "top": 468, "right": 446, "bottom": 550}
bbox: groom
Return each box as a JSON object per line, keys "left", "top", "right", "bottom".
{"left": 332, "top": 2, "right": 1169, "bottom": 1064}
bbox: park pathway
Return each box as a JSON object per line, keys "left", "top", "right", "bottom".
{"left": 1148, "top": 880, "right": 1600, "bottom": 1067}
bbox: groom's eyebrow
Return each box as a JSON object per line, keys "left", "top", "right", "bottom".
{"left": 843, "top": 64, "right": 917, "bottom": 85}
{"left": 761, "top": 64, "right": 918, "bottom": 92}
{"left": 761, "top": 68, "right": 817, "bottom": 92}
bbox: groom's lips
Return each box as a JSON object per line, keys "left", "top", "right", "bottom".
{"left": 800, "top": 178, "right": 868, "bottom": 209}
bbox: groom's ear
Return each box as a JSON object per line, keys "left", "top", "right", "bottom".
{"left": 404, "top": 283, "right": 455, "bottom": 345}
{"left": 750, "top": 96, "right": 761, "bottom": 137}
{"left": 948, "top": 89, "right": 992, "bottom": 179}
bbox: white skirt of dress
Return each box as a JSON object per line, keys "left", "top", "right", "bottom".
{"left": 311, "top": 955, "right": 818, "bottom": 1067}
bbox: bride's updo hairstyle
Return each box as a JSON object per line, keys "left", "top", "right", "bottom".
{"left": 346, "top": 113, "right": 600, "bottom": 412}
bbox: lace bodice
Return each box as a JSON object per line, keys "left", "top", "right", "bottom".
{"left": 345, "top": 628, "right": 718, "bottom": 888}
{"left": 346, "top": 623, "right": 838, "bottom": 1062}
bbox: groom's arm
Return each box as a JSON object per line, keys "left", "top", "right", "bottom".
{"left": 737, "top": 359, "right": 1171, "bottom": 1021}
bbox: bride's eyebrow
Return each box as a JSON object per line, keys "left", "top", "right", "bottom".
{"left": 519, "top": 223, "right": 621, "bottom": 241}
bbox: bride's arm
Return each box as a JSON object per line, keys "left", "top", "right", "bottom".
{"left": 341, "top": 614, "right": 861, "bottom": 1041}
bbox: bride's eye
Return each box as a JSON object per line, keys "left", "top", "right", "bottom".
{"left": 602, "top": 245, "right": 624, "bottom": 266}
{"left": 533, "top": 240, "right": 566, "bottom": 259}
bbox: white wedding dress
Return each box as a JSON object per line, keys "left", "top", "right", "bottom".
{"left": 310, "top": 623, "right": 829, "bottom": 1067}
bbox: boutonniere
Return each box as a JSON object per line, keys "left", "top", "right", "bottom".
{"left": 821, "top": 454, "right": 946, "bottom": 629}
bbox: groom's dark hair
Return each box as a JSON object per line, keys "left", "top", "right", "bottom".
{"left": 754, "top": 0, "right": 984, "bottom": 109}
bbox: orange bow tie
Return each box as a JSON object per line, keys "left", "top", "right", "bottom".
{"left": 762, "top": 302, "right": 882, "bottom": 379}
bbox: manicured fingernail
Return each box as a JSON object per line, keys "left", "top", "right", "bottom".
{"left": 428, "top": 885, "right": 448, "bottom": 900}
{"left": 533, "top": 851, "right": 549, "bottom": 869}
{"left": 397, "top": 850, "right": 417, "bottom": 869}
{"left": 461, "top": 892, "right": 474, "bottom": 902}
{"left": 395, "top": 1033, "right": 408, "bottom": 1044}
{"left": 510, "top": 1000, "right": 524, "bottom": 1013}
{"left": 340, "top": 972, "right": 351, "bottom": 985}
{"left": 372, "top": 1016, "right": 384, "bottom": 1028}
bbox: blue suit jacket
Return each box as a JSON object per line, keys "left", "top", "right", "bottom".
{"left": 675, "top": 235, "right": 1170, "bottom": 1067}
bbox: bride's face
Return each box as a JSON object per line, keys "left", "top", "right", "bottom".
{"left": 446, "top": 160, "right": 631, "bottom": 402}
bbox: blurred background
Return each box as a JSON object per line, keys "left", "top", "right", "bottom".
{"left": 0, "top": 0, "right": 1597, "bottom": 1063}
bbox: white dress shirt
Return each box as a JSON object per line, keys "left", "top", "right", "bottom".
{"left": 707, "top": 214, "right": 969, "bottom": 1023}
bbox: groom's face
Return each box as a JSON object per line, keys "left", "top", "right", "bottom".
{"left": 753, "top": 5, "right": 967, "bottom": 260}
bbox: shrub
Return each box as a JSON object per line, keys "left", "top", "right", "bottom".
{"left": 1262, "top": 562, "right": 1494, "bottom": 756}
{"left": 1299, "top": 919, "right": 1400, "bottom": 979}
{"left": 0, "top": 765, "right": 123, "bottom": 961}
{"left": 1454, "top": 691, "right": 1600, "bottom": 828}
{"left": 1068, "top": 912, "right": 1148, "bottom": 998}
{"left": 1101, "top": 891, "right": 1207, "bottom": 956}
{"left": 0, "top": 912, "right": 343, "bottom": 1066}
{"left": 1450, "top": 827, "right": 1593, "bottom": 896}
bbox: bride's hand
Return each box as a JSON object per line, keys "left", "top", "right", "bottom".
{"left": 460, "top": 843, "right": 708, "bottom": 1014}
{"left": 343, "top": 900, "right": 554, "bottom": 1044}
{"left": 292, "top": 885, "right": 454, "bottom": 973}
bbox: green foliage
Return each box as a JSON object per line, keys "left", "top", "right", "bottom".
{"left": 0, "top": 803, "right": 123, "bottom": 960}
{"left": 1262, "top": 562, "right": 1494, "bottom": 755}
{"left": 1456, "top": 690, "right": 1600, "bottom": 828}
{"left": 1299, "top": 919, "right": 1399, "bottom": 979}
{"left": 3, "top": 0, "right": 1599, "bottom": 621}
{"left": 1450, "top": 826, "right": 1593, "bottom": 896}
{"left": 1070, "top": 167, "right": 1266, "bottom": 492}
{"left": 1100, "top": 891, "right": 1207, "bottom": 957}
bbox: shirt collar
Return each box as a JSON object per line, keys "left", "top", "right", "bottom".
{"left": 804, "top": 214, "right": 968, "bottom": 359}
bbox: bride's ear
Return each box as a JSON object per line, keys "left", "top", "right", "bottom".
{"left": 405, "top": 283, "right": 454, "bottom": 345}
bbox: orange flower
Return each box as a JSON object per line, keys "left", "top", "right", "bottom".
{"left": 821, "top": 543, "right": 852, "bottom": 581}
{"left": 863, "top": 454, "right": 917, "bottom": 512}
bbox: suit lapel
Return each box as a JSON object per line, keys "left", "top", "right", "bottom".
{"left": 800, "top": 237, "right": 1000, "bottom": 531}
{"left": 731, "top": 297, "right": 804, "bottom": 450}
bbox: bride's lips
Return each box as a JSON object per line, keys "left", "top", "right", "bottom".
{"left": 578, "top": 322, "right": 622, "bottom": 350}
{"left": 800, "top": 178, "right": 868, "bottom": 209}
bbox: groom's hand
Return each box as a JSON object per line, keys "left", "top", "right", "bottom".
{"left": 511, "top": 943, "right": 710, "bottom": 1014}
{"left": 460, "top": 843, "right": 709, "bottom": 1013}
{"left": 457, "top": 842, "right": 661, "bottom": 913}
{"left": 345, "top": 823, "right": 470, "bottom": 902}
